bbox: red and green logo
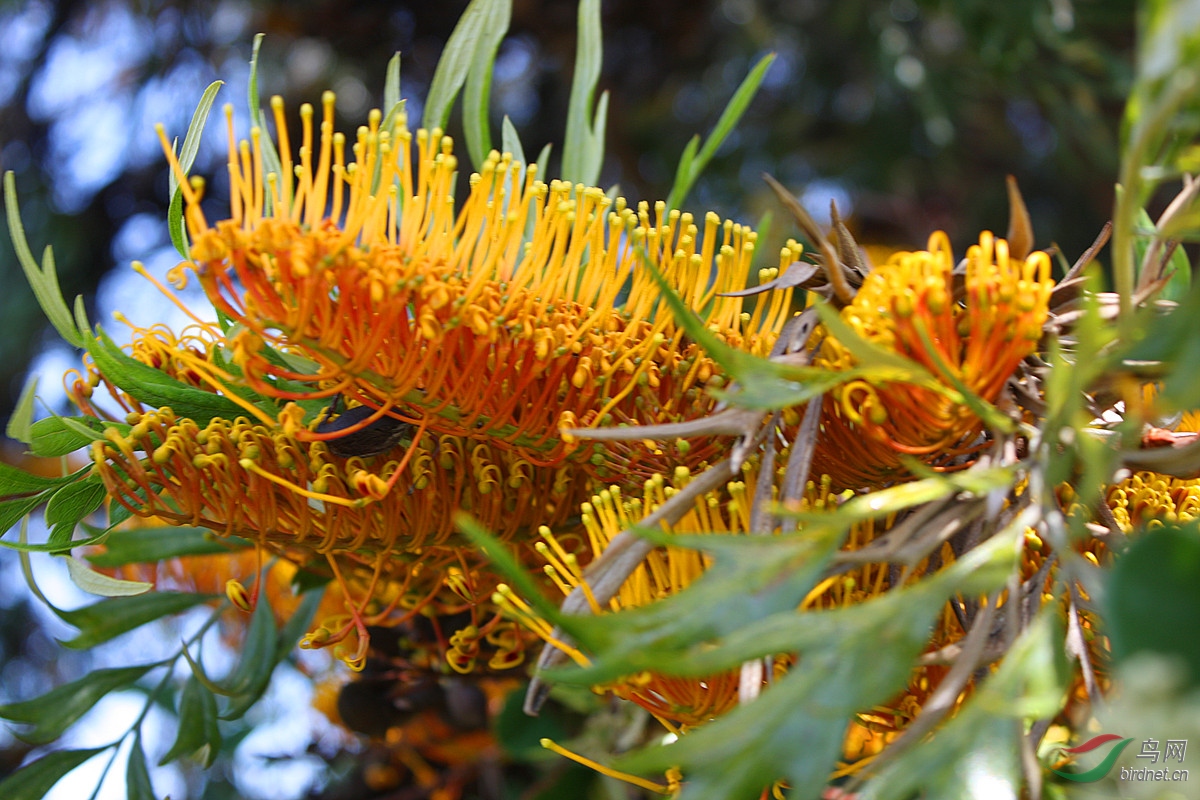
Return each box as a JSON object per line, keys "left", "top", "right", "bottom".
{"left": 1052, "top": 734, "right": 1135, "bottom": 782}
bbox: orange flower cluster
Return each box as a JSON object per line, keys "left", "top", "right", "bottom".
{"left": 812, "top": 231, "right": 1053, "bottom": 489}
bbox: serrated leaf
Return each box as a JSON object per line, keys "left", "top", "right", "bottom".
{"left": 561, "top": 0, "right": 604, "bottom": 185}
{"left": 0, "top": 747, "right": 108, "bottom": 800}
{"left": 423, "top": 0, "right": 491, "bottom": 132}
{"left": 160, "top": 676, "right": 221, "bottom": 767}
{"left": 45, "top": 477, "right": 106, "bottom": 529}
{"left": 58, "top": 591, "right": 218, "bottom": 650}
{"left": 86, "top": 326, "right": 253, "bottom": 423}
{"left": 667, "top": 53, "right": 775, "bottom": 212}
{"left": 65, "top": 556, "right": 152, "bottom": 597}
{"left": 463, "top": 0, "right": 512, "bottom": 168}
{"left": 4, "top": 171, "right": 86, "bottom": 348}
{"left": 29, "top": 415, "right": 123, "bottom": 457}
{"left": 126, "top": 737, "right": 156, "bottom": 800}
{"left": 0, "top": 666, "right": 152, "bottom": 744}
{"left": 87, "top": 526, "right": 250, "bottom": 568}
{"left": 7, "top": 374, "right": 38, "bottom": 444}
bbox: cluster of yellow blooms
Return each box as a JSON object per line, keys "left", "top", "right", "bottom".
{"left": 70, "top": 91, "right": 1148, "bottom": 791}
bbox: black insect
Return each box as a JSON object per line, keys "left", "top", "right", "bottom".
{"left": 315, "top": 395, "right": 414, "bottom": 458}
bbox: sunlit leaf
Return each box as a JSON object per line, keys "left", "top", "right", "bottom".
{"left": 65, "top": 556, "right": 152, "bottom": 597}
{"left": 29, "top": 416, "right": 126, "bottom": 457}
{"left": 167, "top": 80, "right": 223, "bottom": 259}
{"left": 423, "top": 0, "right": 491, "bottom": 132}
{"left": 561, "top": 0, "right": 604, "bottom": 185}
{"left": 6, "top": 374, "right": 38, "bottom": 444}
{"left": 44, "top": 477, "right": 106, "bottom": 530}
{"left": 463, "top": 0, "right": 512, "bottom": 168}
{"left": 4, "top": 172, "right": 86, "bottom": 348}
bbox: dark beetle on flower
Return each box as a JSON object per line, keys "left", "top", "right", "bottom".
{"left": 316, "top": 395, "right": 414, "bottom": 458}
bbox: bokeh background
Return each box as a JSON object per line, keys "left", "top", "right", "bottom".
{"left": 0, "top": 0, "right": 1134, "bottom": 797}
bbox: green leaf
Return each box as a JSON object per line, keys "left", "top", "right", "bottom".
{"left": 613, "top": 526, "right": 1024, "bottom": 800}
{"left": 561, "top": 0, "right": 604, "bottom": 185}
{"left": 58, "top": 591, "right": 218, "bottom": 650}
{"left": 126, "top": 737, "right": 156, "bottom": 800}
{"left": 65, "top": 556, "right": 152, "bottom": 597}
{"left": 4, "top": 172, "right": 86, "bottom": 348}
{"left": 384, "top": 51, "right": 402, "bottom": 118}
{"left": 463, "top": 0, "right": 512, "bottom": 169}
{"left": 0, "top": 747, "right": 108, "bottom": 800}
{"left": 167, "top": 80, "right": 223, "bottom": 259}
{"left": 220, "top": 584, "right": 279, "bottom": 720}
{"left": 87, "top": 527, "right": 250, "bottom": 568}
{"left": 0, "top": 492, "right": 52, "bottom": 538}
{"left": 275, "top": 586, "right": 326, "bottom": 663}
{"left": 501, "top": 115, "right": 526, "bottom": 166}
{"left": 85, "top": 326, "right": 254, "bottom": 423}
{"left": 0, "top": 461, "right": 89, "bottom": 497}
{"left": 666, "top": 53, "right": 775, "bottom": 211}
{"left": 45, "top": 477, "right": 106, "bottom": 529}
{"left": 30, "top": 416, "right": 125, "bottom": 457}
{"left": 0, "top": 666, "right": 152, "bottom": 744}
{"left": 160, "top": 677, "right": 221, "bottom": 767}
{"left": 423, "top": 0, "right": 492, "bottom": 132}
{"left": 859, "top": 612, "right": 1067, "bottom": 799}
{"left": 1107, "top": 523, "right": 1200, "bottom": 687}
{"left": 6, "top": 374, "right": 38, "bottom": 444}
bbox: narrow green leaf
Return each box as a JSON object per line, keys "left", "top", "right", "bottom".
{"left": 4, "top": 172, "right": 85, "bottom": 348}
{"left": 0, "top": 747, "right": 108, "bottom": 800}
{"left": 167, "top": 80, "right": 223, "bottom": 259}
{"left": 463, "top": 0, "right": 512, "bottom": 168}
{"left": 0, "top": 461, "right": 89, "bottom": 497}
{"left": 534, "top": 142, "right": 552, "bottom": 182}
{"left": 160, "top": 677, "right": 221, "bottom": 767}
{"left": 501, "top": 115, "right": 526, "bottom": 166}
{"left": 85, "top": 326, "right": 252, "bottom": 423}
{"left": 667, "top": 53, "right": 775, "bottom": 211}
{"left": 6, "top": 374, "right": 38, "bottom": 444}
{"left": 0, "top": 666, "right": 152, "bottom": 744}
{"left": 87, "top": 526, "right": 250, "bottom": 568}
{"left": 220, "top": 584, "right": 279, "bottom": 719}
{"left": 45, "top": 477, "right": 106, "bottom": 529}
{"left": 30, "top": 416, "right": 125, "bottom": 457}
{"left": 248, "top": 33, "right": 266, "bottom": 132}
{"left": 667, "top": 134, "right": 700, "bottom": 210}
{"left": 423, "top": 0, "right": 490, "bottom": 132}
{"left": 384, "top": 51, "right": 402, "bottom": 117}
{"left": 59, "top": 591, "right": 218, "bottom": 650}
{"left": 180, "top": 642, "right": 236, "bottom": 698}
{"left": 561, "top": 0, "right": 604, "bottom": 185}
{"left": 126, "top": 737, "right": 156, "bottom": 800}
{"left": 275, "top": 586, "right": 326, "bottom": 662}
{"left": 859, "top": 612, "right": 1067, "bottom": 800}
{"left": 1, "top": 517, "right": 111, "bottom": 553}
{"left": 65, "top": 556, "right": 152, "bottom": 597}
{"left": 0, "top": 492, "right": 52, "bottom": 538}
